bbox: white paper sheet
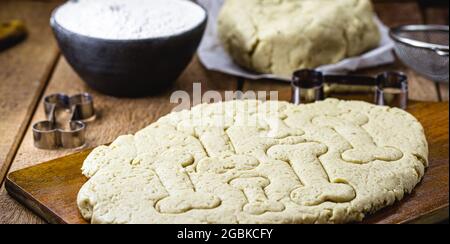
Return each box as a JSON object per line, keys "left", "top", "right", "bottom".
{"left": 196, "top": 0, "right": 395, "bottom": 81}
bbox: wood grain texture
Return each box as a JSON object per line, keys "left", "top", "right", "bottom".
{"left": 0, "top": 56, "right": 238, "bottom": 223}
{"left": 1, "top": 0, "right": 448, "bottom": 224}
{"left": 5, "top": 101, "right": 449, "bottom": 224}
{"left": 5, "top": 150, "right": 92, "bottom": 224}
{"left": 0, "top": 0, "right": 60, "bottom": 187}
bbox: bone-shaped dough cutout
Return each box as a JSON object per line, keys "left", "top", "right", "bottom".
{"left": 230, "top": 177, "right": 285, "bottom": 215}
{"left": 197, "top": 155, "right": 260, "bottom": 175}
{"left": 265, "top": 117, "right": 305, "bottom": 139}
{"left": 268, "top": 143, "right": 356, "bottom": 206}
{"left": 224, "top": 124, "right": 306, "bottom": 168}
{"left": 154, "top": 151, "right": 221, "bottom": 214}
{"left": 313, "top": 113, "right": 403, "bottom": 164}
{"left": 195, "top": 127, "right": 235, "bottom": 157}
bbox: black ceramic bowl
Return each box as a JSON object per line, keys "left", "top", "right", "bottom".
{"left": 50, "top": 5, "right": 207, "bottom": 97}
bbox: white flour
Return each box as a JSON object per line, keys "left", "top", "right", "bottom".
{"left": 54, "top": 0, "right": 206, "bottom": 40}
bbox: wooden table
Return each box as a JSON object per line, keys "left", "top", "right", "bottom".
{"left": 0, "top": 0, "right": 448, "bottom": 224}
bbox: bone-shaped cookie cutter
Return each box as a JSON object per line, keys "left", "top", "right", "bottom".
{"left": 32, "top": 93, "right": 95, "bottom": 150}
{"left": 291, "top": 69, "right": 409, "bottom": 109}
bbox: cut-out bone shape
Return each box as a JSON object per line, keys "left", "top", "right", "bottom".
{"left": 197, "top": 155, "right": 260, "bottom": 175}
{"left": 154, "top": 151, "right": 221, "bottom": 214}
{"left": 313, "top": 113, "right": 403, "bottom": 164}
{"left": 230, "top": 177, "right": 285, "bottom": 215}
{"left": 265, "top": 117, "right": 305, "bottom": 139}
{"left": 268, "top": 143, "right": 356, "bottom": 206}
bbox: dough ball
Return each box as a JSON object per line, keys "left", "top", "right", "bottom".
{"left": 218, "top": 0, "right": 381, "bottom": 77}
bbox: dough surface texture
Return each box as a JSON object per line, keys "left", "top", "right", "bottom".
{"left": 217, "top": 0, "right": 381, "bottom": 77}
{"left": 78, "top": 99, "right": 428, "bottom": 224}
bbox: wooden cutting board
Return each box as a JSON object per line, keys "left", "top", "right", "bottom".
{"left": 5, "top": 102, "right": 449, "bottom": 224}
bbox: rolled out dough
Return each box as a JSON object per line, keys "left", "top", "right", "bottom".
{"left": 78, "top": 99, "right": 428, "bottom": 224}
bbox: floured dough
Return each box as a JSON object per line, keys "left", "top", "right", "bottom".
{"left": 78, "top": 99, "right": 428, "bottom": 224}
{"left": 217, "top": 0, "right": 381, "bottom": 77}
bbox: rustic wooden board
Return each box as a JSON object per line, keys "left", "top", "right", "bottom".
{"left": 4, "top": 101, "right": 449, "bottom": 224}
{"left": 0, "top": 0, "right": 61, "bottom": 187}
{"left": 6, "top": 150, "right": 92, "bottom": 224}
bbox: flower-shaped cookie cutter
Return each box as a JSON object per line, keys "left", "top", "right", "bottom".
{"left": 291, "top": 69, "right": 408, "bottom": 109}
{"left": 32, "top": 93, "right": 95, "bottom": 150}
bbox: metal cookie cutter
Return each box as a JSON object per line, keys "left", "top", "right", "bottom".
{"left": 291, "top": 69, "right": 409, "bottom": 109}
{"left": 32, "top": 93, "right": 95, "bottom": 150}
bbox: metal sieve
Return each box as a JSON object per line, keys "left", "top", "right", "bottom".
{"left": 390, "top": 25, "right": 449, "bottom": 84}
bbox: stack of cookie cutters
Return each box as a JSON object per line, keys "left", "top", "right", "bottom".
{"left": 291, "top": 69, "right": 409, "bottom": 109}
{"left": 32, "top": 93, "right": 95, "bottom": 150}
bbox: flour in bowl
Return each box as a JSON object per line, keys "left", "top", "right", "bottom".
{"left": 54, "top": 0, "right": 206, "bottom": 40}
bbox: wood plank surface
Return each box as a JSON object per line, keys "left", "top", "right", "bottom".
{"left": 0, "top": 56, "right": 238, "bottom": 223}
{"left": 1, "top": 0, "right": 448, "bottom": 224}
{"left": 0, "top": 0, "right": 60, "bottom": 187}
{"left": 5, "top": 101, "right": 449, "bottom": 224}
